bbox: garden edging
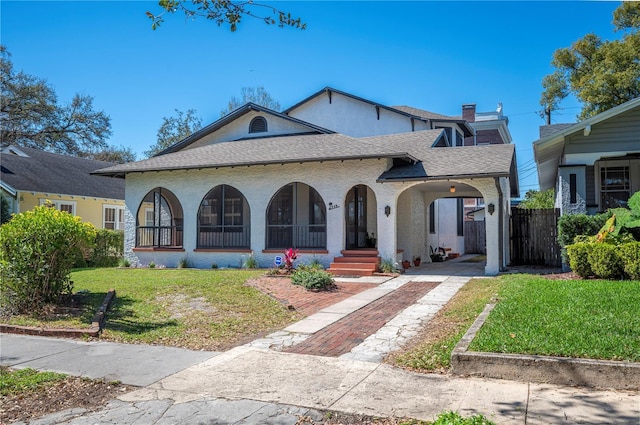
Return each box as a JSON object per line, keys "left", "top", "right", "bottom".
{"left": 451, "top": 302, "right": 640, "bottom": 391}
{"left": 0, "top": 290, "right": 116, "bottom": 339}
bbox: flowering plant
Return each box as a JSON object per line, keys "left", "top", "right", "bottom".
{"left": 284, "top": 248, "right": 299, "bottom": 271}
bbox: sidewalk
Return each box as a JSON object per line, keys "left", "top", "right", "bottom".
{"left": 2, "top": 260, "right": 639, "bottom": 424}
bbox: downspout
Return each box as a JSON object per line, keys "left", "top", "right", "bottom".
{"left": 494, "top": 177, "right": 504, "bottom": 271}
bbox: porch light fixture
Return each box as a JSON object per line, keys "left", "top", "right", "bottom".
{"left": 488, "top": 203, "right": 495, "bottom": 215}
{"left": 384, "top": 205, "right": 391, "bottom": 217}
{"left": 450, "top": 185, "right": 456, "bottom": 193}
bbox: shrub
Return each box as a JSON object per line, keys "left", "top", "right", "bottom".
{"left": 119, "top": 257, "right": 131, "bottom": 268}
{"left": 379, "top": 258, "right": 396, "bottom": 273}
{"left": 588, "top": 243, "right": 623, "bottom": 279}
{"left": 558, "top": 212, "right": 610, "bottom": 261}
{"left": 243, "top": 254, "right": 259, "bottom": 269}
{"left": 0, "top": 205, "right": 96, "bottom": 312}
{"left": 90, "top": 229, "right": 124, "bottom": 267}
{"left": 178, "top": 256, "right": 191, "bottom": 268}
{"left": 619, "top": 242, "right": 640, "bottom": 280}
{"left": 291, "top": 267, "right": 334, "bottom": 290}
{"left": 566, "top": 242, "right": 594, "bottom": 278}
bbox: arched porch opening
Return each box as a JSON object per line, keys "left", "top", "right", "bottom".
{"left": 266, "top": 182, "right": 327, "bottom": 249}
{"left": 136, "top": 187, "right": 184, "bottom": 248}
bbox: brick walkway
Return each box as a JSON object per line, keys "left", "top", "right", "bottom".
{"left": 284, "top": 281, "right": 439, "bottom": 357}
{"left": 245, "top": 277, "right": 378, "bottom": 316}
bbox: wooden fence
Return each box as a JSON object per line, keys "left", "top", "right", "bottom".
{"left": 464, "top": 221, "right": 486, "bottom": 254}
{"left": 510, "top": 207, "right": 562, "bottom": 267}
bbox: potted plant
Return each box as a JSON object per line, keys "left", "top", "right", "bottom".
{"left": 365, "top": 232, "right": 376, "bottom": 248}
{"left": 413, "top": 256, "right": 421, "bottom": 266}
{"left": 402, "top": 259, "right": 411, "bottom": 269}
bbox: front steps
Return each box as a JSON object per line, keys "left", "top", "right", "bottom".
{"left": 327, "top": 249, "right": 380, "bottom": 277}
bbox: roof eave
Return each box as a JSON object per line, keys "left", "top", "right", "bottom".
{"left": 93, "top": 152, "right": 418, "bottom": 177}
{"left": 377, "top": 171, "right": 510, "bottom": 184}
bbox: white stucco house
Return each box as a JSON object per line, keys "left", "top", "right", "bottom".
{"left": 94, "top": 88, "right": 519, "bottom": 275}
{"left": 534, "top": 97, "right": 640, "bottom": 216}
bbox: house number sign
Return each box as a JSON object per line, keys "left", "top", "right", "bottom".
{"left": 328, "top": 203, "right": 340, "bottom": 211}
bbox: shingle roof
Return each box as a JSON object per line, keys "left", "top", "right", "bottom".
{"left": 93, "top": 132, "right": 426, "bottom": 176}
{"left": 390, "top": 105, "right": 459, "bottom": 121}
{"left": 94, "top": 130, "right": 515, "bottom": 187}
{"left": 538, "top": 124, "right": 574, "bottom": 139}
{"left": 157, "top": 103, "right": 335, "bottom": 155}
{"left": 377, "top": 144, "right": 515, "bottom": 181}
{"left": 1, "top": 146, "right": 124, "bottom": 199}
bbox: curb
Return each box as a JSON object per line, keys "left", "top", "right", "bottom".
{"left": 451, "top": 302, "right": 640, "bottom": 391}
{"left": 0, "top": 289, "right": 116, "bottom": 339}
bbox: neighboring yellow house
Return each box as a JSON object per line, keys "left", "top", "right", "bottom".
{"left": 1, "top": 146, "right": 125, "bottom": 229}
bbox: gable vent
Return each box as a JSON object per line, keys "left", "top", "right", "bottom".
{"left": 249, "top": 116, "right": 268, "bottom": 133}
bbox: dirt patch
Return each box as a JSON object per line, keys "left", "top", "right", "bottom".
{"left": 156, "top": 293, "right": 217, "bottom": 319}
{"left": 0, "top": 373, "right": 132, "bottom": 424}
{"left": 245, "top": 276, "right": 378, "bottom": 316}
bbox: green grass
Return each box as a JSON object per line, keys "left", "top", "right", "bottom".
{"left": 391, "top": 277, "right": 505, "bottom": 371}
{"left": 0, "top": 367, "right": 67, "bottom": 396}
{"left": 3, "top": 268, "right": 299, "bottom": 350}
{"left": 469, "top": 275, "right": 640, "bottom": 361}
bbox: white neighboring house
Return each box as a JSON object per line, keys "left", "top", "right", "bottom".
{"left": 94, "top": 88, "right": 519, "bottom": 275}
{"left": 534, "top": 97, "right": 640, "bottom": 216}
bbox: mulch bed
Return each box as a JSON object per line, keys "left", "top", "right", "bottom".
{"left": 0, "top": 374, "right": 131, "bottom": 425}
{"left": 245, "top": 276, "right": 379, "bottom": 316}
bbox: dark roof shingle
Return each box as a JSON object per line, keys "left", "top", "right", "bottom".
{"left": 1, "top": 146, "right": 124, "bottom": 199}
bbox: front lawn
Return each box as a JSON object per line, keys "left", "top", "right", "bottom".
{"left": 470, "top": 275, "right": 640, "bottom": 361}
{"left": 391, "top": 274, "right": 640, "bottom": 372}
{"left": 3, "top": 268, "right": 300, "bottom": 350}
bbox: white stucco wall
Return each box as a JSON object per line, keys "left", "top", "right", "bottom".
{"left": 186, "top": 111, "right": 317, "bottom": 150}
{"left": 123, "top": 158, "right": 400, "bottom": 269}
{"left": 288, "top": 91, "right": 427, "bottom": 137}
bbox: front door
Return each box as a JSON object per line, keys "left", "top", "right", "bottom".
{"left": 345, "top": 185, "right": 368, "bottom": 249}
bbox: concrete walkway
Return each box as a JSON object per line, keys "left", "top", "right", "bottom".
{"left": 2, "top": 258, "right": 639, "bottom": 424}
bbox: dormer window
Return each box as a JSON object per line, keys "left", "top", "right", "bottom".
{"left": 249, "top": 116, "right": 267, "bottom": 133}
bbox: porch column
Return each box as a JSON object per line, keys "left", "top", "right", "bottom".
{"left": 474, "top": 178, "right": 502, "bottom": 276}
{"left": 375, "top": 191, "right": 398, "bottom": 264}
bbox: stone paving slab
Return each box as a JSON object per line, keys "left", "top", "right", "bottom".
{"left": 149, "top": 347, "right": 379, "bottom": 410}
{"left": 525, "top": 383, "right": 640, "bottom": 425}
{"left": 0, "top": 334, "right": 218, "bottom": 386}
{"left": 318, "top": 362, "right": 527, "bottom": 424}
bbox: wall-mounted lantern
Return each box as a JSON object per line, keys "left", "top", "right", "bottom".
{"left": 488, "top": 203, "right": 495, "bottom": 215}
{"left": 384, "top": 205, "right": 391, "bottom": 217}
{"left": 450, "top": 185, "right": 456, "bottom": 193}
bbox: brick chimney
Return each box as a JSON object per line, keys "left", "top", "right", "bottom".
{"left": 462, "top": 104, "right": 476, "bottom": 123}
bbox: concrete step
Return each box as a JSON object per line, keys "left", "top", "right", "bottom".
{"left": 329, "top": 262, "right": 378, "bottom": 271}
{"left": 340, "top": 249, "right": 379, "bottom": 257}
{"left": 327, "top": 267, "right": 375, "bottom": 277}
{"left": 333, "top": 256, "right": 380, "bottom": 264}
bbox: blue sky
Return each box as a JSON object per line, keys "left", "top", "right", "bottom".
{"left": 1, "top": 1, "right": 621, "bottom": 194}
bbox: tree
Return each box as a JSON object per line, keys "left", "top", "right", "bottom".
{"left": 539, "top": 2, "right": 640, "bottom": 121}
{"left": 0, "top": 195, "right": 11, "bottom": 225}
{"left": 147, "top": 0, "right": 305, "bottom": 32}
{"left": 0, "top": 46, "right": 112, "bottom": 156}
{"left": 145, "top": 109, "right": 202, "bottom": 157}
{"left": 220, "top": 86, "right": 281, "bottom": 117}
{"left": 518, "top": 189, "right": 555, "bottom": 209}
{"left": 81, "top": 145, "right": 137, "bottom": 164}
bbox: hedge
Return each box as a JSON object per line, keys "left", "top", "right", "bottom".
{"left": 566, "top": 241, "right": 640, "bottom": 280}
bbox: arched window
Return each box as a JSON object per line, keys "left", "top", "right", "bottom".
{"left": 266, "top": 182, "right": 326, "bottom": 249}
{"left": 136, "top": 188, "right": 183, "bottom": 248}
{"left": 197, "top": 185, "right": 250, "bottom": 248}
{"left": 249, "top": 116, "right": 267, "bottom": 133}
